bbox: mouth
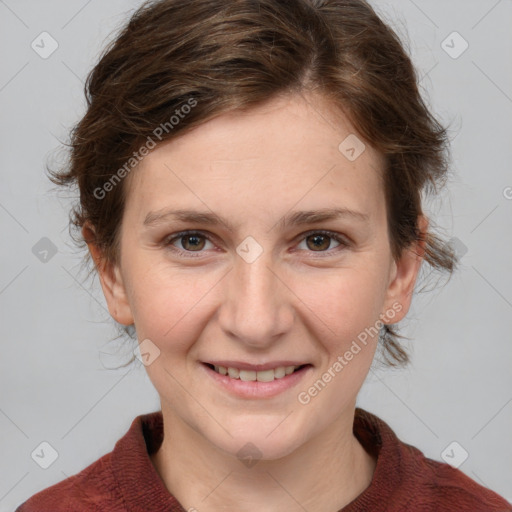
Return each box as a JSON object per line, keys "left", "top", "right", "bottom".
{"left": 202, "top": 362, "right": 311, "bottom": 382}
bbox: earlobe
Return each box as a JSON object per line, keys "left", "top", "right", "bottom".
{"left": 82, "top": 223, "right": 134, "bottom": 326}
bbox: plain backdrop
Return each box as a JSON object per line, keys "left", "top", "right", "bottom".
{"left": 1, "top": 0, "right": 511, "bottom": 510}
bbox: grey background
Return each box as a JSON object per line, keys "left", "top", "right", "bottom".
{"left": 1, "top": 0, "right": 511, "bottom": 509}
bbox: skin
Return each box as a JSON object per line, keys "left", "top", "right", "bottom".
{"left": 85, "top": 92, "right": 427, "bottom": 512}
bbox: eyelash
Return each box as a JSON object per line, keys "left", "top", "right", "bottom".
{"left": 163, "top": 230, "right": 351, "bottom": 258}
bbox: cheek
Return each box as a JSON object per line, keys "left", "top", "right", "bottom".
{"left": 293, "top": 264, "right": 388, "bottom": 347}
{"left": 292, "top": 269, "right": 386, "bottom": 414}
{"left": 125, "top": 262, "right": 219, "bottom": 348}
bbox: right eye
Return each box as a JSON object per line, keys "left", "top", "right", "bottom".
{"left": 164, "top": 231, "right": 216, "bottom": 256}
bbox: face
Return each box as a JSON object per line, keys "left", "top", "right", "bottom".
{"left": 90, "top": 93, "right": 424, "bottom": 460}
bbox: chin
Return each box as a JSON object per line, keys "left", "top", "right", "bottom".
{"left": 205, "top": 417, "right": 309, "bottom": 463}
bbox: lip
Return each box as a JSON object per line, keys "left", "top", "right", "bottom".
{"left": 200, "top": 362, "right": 313, "bottom": 399}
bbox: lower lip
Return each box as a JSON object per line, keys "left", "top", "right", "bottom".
{"left": 201, "top": 363, "right": 313, "bottom": 399}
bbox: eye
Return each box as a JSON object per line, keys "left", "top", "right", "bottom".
{"left": 165, "top": 231, "right": 215, "bottom": 255}
{"left": 163, "top": 229, "right": 350, "bottom": 258}
{"left": 296, "top": 230, "right": 348, "bottom": 254}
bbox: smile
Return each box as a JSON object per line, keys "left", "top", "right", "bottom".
{"left": 205, "top": 363, "right": 309, "bottom": 382}
{"left": 201, "top": 362, "right": 313, "bottom": 399}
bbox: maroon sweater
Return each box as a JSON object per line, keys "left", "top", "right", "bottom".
{"left": 16, "top": 408, "right": 511, "bottom": 511}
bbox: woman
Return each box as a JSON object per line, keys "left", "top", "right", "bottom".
{"left": 16, "top": 0, "right": 512, "bottom": 510}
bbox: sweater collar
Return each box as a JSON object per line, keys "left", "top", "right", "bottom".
{"left": 111, "top": 407, "right": 402, "bottom": 511}
{"left": 342, "top": 408, "right": 403, "bottom": 510}
{"left": 112, "top": 410, "right": 185, "bottom": 511}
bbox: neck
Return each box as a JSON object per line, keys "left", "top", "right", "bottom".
{"left": 151, "top": 405, "right": 376, "bottom": 512}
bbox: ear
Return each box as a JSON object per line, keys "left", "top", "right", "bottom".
{"left": 82, "top": 222, "right": 134, "bottom": 326}
{"left": 381, "top": 215, "right": 428, "bottom": 323}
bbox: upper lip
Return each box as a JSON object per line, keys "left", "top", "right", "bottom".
{"left": 203, "top": 361, "right": 311, "bottom": 371}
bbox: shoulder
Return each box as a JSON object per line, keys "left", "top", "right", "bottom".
{"left": 353, "top": 408, "right": 512, "bottom": 511}
{"left": 14, "top": 412, "right": 163, "bottom": 512}
{"left": 14, "top": 451, "right": 125, "bottom": 512}
{"left": 15, "top": 451, "right": 123, "bottom": 511}
{"left": 399, "top": 445, "right": 512, "bottom": 511}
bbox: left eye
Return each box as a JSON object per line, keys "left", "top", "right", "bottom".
{"left": 296, "top": 231, "right": 345, "bottom": 252}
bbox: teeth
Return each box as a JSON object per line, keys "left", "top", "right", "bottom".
{"left": 227, "top": 367, "right": 239, "bottom": 378}
{"left": 274, "top": 367, "right": 286, "bottom": 378}
{"left": 240, "top": 370, "right": 257, "bottom": 381}
{"left": 212, "top": 364, "right": 303, "bottom": 381}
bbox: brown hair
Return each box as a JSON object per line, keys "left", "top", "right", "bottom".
{"left": 50, "top": 0, "right": 457, "bottom": 367}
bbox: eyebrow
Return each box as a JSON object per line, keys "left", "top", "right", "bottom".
{"left": 143, "top": 207, "right": 369, "bottom": 232}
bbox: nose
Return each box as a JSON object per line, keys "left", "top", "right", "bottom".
{"left": 217, "top": 248, "right": 294, "bottom": 349}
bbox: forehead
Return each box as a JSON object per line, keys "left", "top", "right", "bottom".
{"left": 123, "top": 93, "right": 386, "bottom": 220}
